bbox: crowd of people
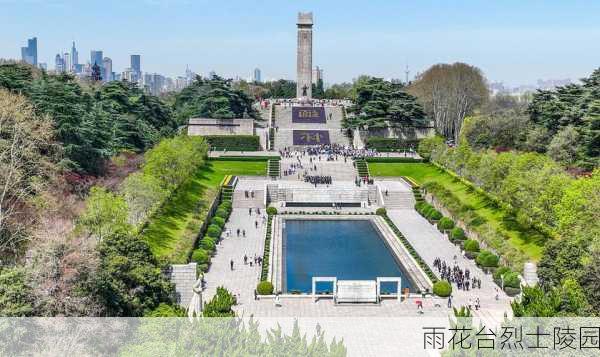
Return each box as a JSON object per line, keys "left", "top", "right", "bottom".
{"left": 433, "top": 257, "right": 482, "bottom": 291}
{"left": 304, "top": 175, "right": 332, "bottom": 185}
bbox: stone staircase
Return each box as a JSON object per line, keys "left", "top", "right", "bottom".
{"left": 232, "top": 189, "right": 265, "bottom": 208}
{"left": 382, "top": 191, "right": 415, "bottom": 209}
{"left": 273, "top": 105, "right": 350, "bottom": 150}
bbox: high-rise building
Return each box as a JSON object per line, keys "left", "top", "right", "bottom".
{"left": 130, "top": 55, "right": 141, "bottom": 73}
{"left": 21, "top": 37, "right": 38, "bottom": 66}
{"left": 63, "top": 52, "right": 71, "bottom": 73}
{"left": 312, "top": 66, "right": 323, "bottom": 85}
{"left": 90, "top": 50, "right": 103, "bottom": 67}
{"left": 90, "top": 50, "right": 104, "bottom": 79}
{"left": 54, "top": 54, "right": 65, "bottom": 73}
{"left": 130, "top": 55, "right": 141, "bottom": 82}
{"left": 253, "top": 68, "right": 261, "bottom": 83}
{"left": 103, "top": 57, "right": 113, "bottom": 82}
{"left": 70, "top": 42, "right": 79, "bottom": 72}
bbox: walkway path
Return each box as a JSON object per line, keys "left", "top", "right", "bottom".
{"left": 386, "top": 209, "right": 512, "bottom": 326}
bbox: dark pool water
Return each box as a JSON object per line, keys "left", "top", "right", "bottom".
{"left": 283, "top": 219, "right": 414, "bottom": 294}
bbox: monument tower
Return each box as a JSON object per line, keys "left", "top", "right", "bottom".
{"left": 296, "top": 12, "right": 313, "bottom": 99}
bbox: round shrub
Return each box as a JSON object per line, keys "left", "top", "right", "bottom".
{"left": 211, "top": 216, "right": 225, "bottom": 228}
{"left": 493, "top": 266, "right": 511, "bottom": 281}
{"left": 256, "top": 281, "right": 274, "bottom": 295}
{"left": 414, "top": 201, "right": 425, "bottom": 212}
{"left": 476, "top": 250, "right": 499, "bottom": 268}
{"left": 200, "top": 237, "right": 216, "bottom": 251}
{"left": 464, "top": 239, "right": 480, "bottom": 253}
{"left": 219, "top": 200, "right": 232, "bottom": 210}
{"left": 215, "top": 208, "right": 229, "bottom": 219}
{"left": 218, "top": 203, "right": 232, "bottom": 214}
{"left": 376, "top": 208, "right": 387, "bottom": 216}
{"left": 502, "top": 271, "right": 521, "bottom": 289}
{"left": 192, "top": 248, "right": 210, "bottom": 264}
{"left": 428, "top": 210, "right": 442, "bottom": 221}
{"left": 206, "top": 224, "right": 222, "bottom": 238}
{"left": 437, "top": 217, "right": 455, "bottom": 231}
{"left": 422, "top": 205, "right": 433, "bottom": 217}
{"left": 266, "top": 207, "right": 278, "bottom": 215}
{"left": 450, "top": 227, "right": 466, "bottom": 241}
{"left": 433, "top": 281, "right": 452, "bottom": 297}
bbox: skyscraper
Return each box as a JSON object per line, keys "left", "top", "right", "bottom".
{"left": 90, "top": 50, "right": 103, "bottom": 66}
{"left": 63, "top": 52, "right": 71, "bottom": 73}
{"left": 55, "top": 54, "right": 64, "bottom": 73}
{"left": 21, "top": 37, "right": 37, "bottom": 66}
{"left": 90, "top": 50, "right": 104, "bottom": 79}
{"left": 312, "top": 66, "right": 323, "bottom": 84}
{"left": 130, "top": 55, "right": 141, "bottom": 73}
{"left": 103, "top": 57, "right": 113, "bottom": 82}
{"left": 253, "top": 68, "right": 261, "bottom": 83}
{"left": 130, "top": 55, "right": 141, "bottom": 83}
{"left": 71, "top": 42, "right": 79, "bottom": 72}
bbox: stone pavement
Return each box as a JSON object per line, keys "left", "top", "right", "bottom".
{"left": 386, "top": 209, "right": 512, "bottom": 326}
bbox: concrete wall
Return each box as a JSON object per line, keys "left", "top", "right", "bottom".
{"left": 187, "top": 118, "right": 254, "bottom": 136}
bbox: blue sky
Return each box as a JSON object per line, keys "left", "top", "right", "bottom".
{"left": 2, "top": 0, "right": 599, "bottom": 85}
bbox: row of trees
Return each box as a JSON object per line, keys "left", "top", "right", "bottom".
{"left": 420, "top": 136, "right": 600, "bottom": 315}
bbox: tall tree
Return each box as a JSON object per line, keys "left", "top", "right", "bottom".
{"left": 409, "top": 62, "right": 488, "bottom": 142}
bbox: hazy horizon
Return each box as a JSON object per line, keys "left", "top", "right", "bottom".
{"left": 2, "top": 0, "right": 599, "bottom": 86}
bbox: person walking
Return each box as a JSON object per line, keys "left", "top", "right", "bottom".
{"left": 243, "top": 255, "right": 248, "bottom": 265}
{"left": 447, "top": 295, "right": 452, "bottom": 308}
{"left": 230, "top": 260, "right": 234, "bottom": 270}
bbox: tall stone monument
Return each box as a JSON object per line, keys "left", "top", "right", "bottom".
{"left": 296, "top": 12, "right": 313, "bottom": 99}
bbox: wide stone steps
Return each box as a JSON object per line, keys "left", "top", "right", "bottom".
{"left": 383, "top": 191, "right": 415, "bottom": 209}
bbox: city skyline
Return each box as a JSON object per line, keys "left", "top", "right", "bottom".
{"left": 2, "top": 0, "right": 599, "bottom": 86}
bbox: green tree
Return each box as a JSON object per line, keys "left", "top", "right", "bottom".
{"left": 79, "top": 187, "right": 132, "bottom": 241}
{"left": 94, "top": 231, "right": 174, "bottom": 316}
{"left": 348, "top": 76, "right": 426, "bottom": 129}
{"left": 0, "top": 267, "right": 33, "bottom": 316}
{"left": 121, "top": 172, "right": 167, "bottom": 229}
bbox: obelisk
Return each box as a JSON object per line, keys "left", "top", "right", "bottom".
{"left": 296, "top": 12, "right": 313, "bottom": 99}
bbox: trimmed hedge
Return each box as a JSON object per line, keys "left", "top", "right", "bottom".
{"left": 428, "top": 210, "right": 442, "bottom": 221}
{"left": 365, "top": 137, "right": 420, "bottom": 152}
{"left": 476, "top": 250, "right": 499, "bottom": 268}
{"left": 215, "top": 208, "right": 229, "bottom": 219}
{"left": 503, "top": 271, "right": 521, "bottom": 289}
{"left": 464, "top": 239, "right": 480, "bottom": 253}
{"left": 204, "top": 135, "right": 260, "bottom": 151}
{"left": 208, "top": 156, "right": 279, "bottom": 161}
{"left": 437, "top": 217, "right": 455, "bottom": 230}
{"left": 376, "top": 208, "right": 387, "bottom": 216}
{"left": 206, "top": 224, "right": 222, "bottom": 238}
{"left": 266, "top": 207, "right": 278, "bottom": 215}
{"left": 433, "top": 281, "right": 452, "bottom": 297}
{"left": 365, "top": 157, "right": 424, "bottom": 163}
{"left": 256, "top": 281, "right": 274, "bottom": 295}
{"left": 450, "top": 227, "right": 466, "bottom": 241}
{"left": 200, "top": 237, "right": 216, "bottom": 252}
{"left": 192, "top": 248, "right": 210, "bottom": 265}
{"left": 211, "top": 216, "right": 225, "bottom": 228}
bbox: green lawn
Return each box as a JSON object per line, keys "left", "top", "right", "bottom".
{"left": 142, "top": 160, "right": 266, "bottom": 263}
{"left": 370, "top": 162, "right": 544, "bottom": 262}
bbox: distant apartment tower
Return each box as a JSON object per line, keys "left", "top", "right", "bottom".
{"left": 312, "top": 66, "right": 323, "bottom": 85}
{"left": 21, "top": 37, "right": 38, "bottom": 66}
{"left": 63, "top": 52, "right": 71, "bottom": 73}
{"left": 253, "top": 68, "right": 261, "bottom": 83}
{"left": 55, "top": 54, "right": 65, "bottom": 73}
{"left": 131, "top": 55, "right": 141, "bottom": 82}
{"left": 103, "top": 57, "right": 113, "bottom": 82}
{"left": 90, "top": 50, "right": 104, "bottom": 79}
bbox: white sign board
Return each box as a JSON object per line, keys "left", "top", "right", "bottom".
{"left": 336, "top": 280, "right": 377, "bottom": 303}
